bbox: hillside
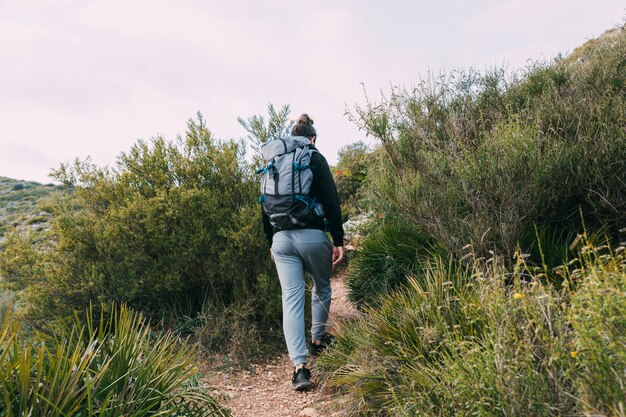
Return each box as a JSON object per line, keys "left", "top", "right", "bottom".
{"left": 0, "top": 176, "right": 62, "bottom": 239}
{"left": 564, "top": 26, "right": 624, "bottom": 64}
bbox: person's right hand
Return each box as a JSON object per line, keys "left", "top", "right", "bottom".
{"left": 332, "top": 246, "right": 344, "bottom": 268}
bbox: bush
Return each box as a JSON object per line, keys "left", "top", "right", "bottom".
{"left": 0, "top": 304, "right": 229, "bottom": 416}
{"left": 177, "top": 288, "right": 283, "bottom": 366}
{"left": 346, "top": 218, "right": 445, "bottom": 308}
{"left": 517, "top": 225, "right": 578, "bottom": 275}
{"left": 333, "top": 141, "right": 370, "bottom": 218}
{"left": 0, "top": 115, "right": 281, "bottom": 360}
{"left": 318, "top": 239, "right": 626, "bottom": 416}
{"left": 350, "top": 27, "right": 626, "bottom": 261}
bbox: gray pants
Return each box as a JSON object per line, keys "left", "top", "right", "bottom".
{"left": 271, "top": 229, "right": 333, "bottom": 366}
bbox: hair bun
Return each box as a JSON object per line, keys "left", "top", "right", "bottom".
{"left": 297, "top": 114, "right": 314, "bottom": 126}
{"left": 291, "top": 112, "right": 317, "bottom": 137}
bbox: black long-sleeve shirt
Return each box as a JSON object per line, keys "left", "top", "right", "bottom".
{"left": 262, "top": 148, "right": 344, "bottom": 247}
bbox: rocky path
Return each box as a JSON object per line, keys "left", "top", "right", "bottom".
{"left": 205, "top": 272, "right": 357, "bottom": 417}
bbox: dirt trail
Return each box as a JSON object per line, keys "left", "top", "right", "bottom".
{"left": 205, "top": 272, "right": 357, "bottom": 417}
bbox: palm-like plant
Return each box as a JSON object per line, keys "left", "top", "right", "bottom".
{"left": 0, "top": 304, "right": 229, "bottom": 417}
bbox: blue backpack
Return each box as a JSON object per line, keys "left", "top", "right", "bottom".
{"left": 258, "top": 136, "right": 325, "bottom": 230}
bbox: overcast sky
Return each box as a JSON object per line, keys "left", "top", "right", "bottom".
{"left": 1, "top": 0, "right": 624, "bottom": 183}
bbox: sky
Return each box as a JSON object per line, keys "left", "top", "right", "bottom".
{"left": 0, "top": 0, "right": 624, "bottom": 184}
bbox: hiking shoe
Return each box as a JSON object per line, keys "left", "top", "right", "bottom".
{"left": 308, "top": 333, "right": 336, "bottom": 357}
{"left": 292, "top": 367, "right": 312, "bottom": 391}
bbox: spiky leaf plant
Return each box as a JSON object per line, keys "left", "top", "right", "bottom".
{"left": 319, "top": 239, "right": 625, "bottom": 416}
{"left": 0, "top": 304, "right": 229, "bottom": 417}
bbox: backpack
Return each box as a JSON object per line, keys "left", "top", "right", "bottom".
{"left": 258, "top": 136, "right": 325, "bottom": 230}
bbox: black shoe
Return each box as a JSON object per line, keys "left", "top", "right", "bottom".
{"left": 308, "top": 333, "right": 336, "bottom": 357}
{"left": 292, "top": 367, "right": 312, "bottom": 391}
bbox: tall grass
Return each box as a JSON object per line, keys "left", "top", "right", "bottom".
{"left": 569, "top": 238, "right": 626, "bottom": 414}
{"left": 318, "top": 239, "right": 626, "bottom": 416}
{"left": 0, "top": 304, "right": 229, "bottom": 417}
{"left": 349, "top": 27, "right": 626, "bottom": 261}
{"left": 346, "top": 219, "right": 446, "bottom": 308}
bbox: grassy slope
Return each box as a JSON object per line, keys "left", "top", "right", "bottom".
{"left": 0, "top": 176, "right": 62, "bottom": 238}
{"left": 564, "top": 26, "right": 623, "bottom": 63}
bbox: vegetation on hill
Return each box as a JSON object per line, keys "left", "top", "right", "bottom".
{"left": 0, "top": 177, "right": 62, "bottom": 238}
{"left": 0, "top": 24, "right": 624, "bottom": 417}
{"left": 320, "top": 25, "right": 626, "bottom": 416}
{"left": 320, "top": 240, "right": 626, "bottom": 416}
{"left": 348, "top": 26, "right": 625, "bottom": 264}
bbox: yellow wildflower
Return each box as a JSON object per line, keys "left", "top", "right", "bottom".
{"left": 570, "top": 351, "right": 578, "bottom": 358}
{"left": 513, "top": 293, "right": 524, "bottom": 300}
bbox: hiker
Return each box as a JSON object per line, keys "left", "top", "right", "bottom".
{"left": 260, "top": 113, "right": 344, "bottom": 391}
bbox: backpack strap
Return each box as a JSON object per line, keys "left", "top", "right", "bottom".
{"left": 256, "top": 159, "right": 275, "bottom": 174}
{"left": 292, "top": 144, "right": 318, "bottom": 171}
{"left": 293, "top": 162, "right": 312, "bottom": 171}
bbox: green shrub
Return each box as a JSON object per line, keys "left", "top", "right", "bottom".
{"left": 517, "top": 225, "right": 578, "bottom": 274}
{"left": 0, "top": 228, "right": 46, "bottom": 292}
{"left": 346, "top": 218, "right": 445, "bottom": 308}
{"left": 177, "top": 293, "right": 283, "bottom": 366}
{"left": 318, "top": 239, "right": 626, "bottom": 416}
{"left": 0, "top": 304, "right": 229, "bottom": 417}
{"left": 350, "top": 27, "right": 626, "bottom": 260}
{"left": 0, "top": 115, "right": 281, "bottom": 360}
{"left": 320, "top": 257, "right": 488, "bottom": 415}
{"left": 333, "top": 141, "right": 371, "bottom": 219}
{"left": 238, "top": 103, "right": 293, "bottom": 161}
